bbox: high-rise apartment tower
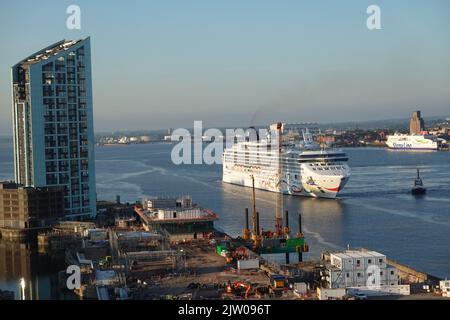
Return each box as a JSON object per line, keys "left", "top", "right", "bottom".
{"left": 11, "top": 38, "right": 96, "bottom": 219}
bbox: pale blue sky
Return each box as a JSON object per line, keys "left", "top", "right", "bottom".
{"left": 0, "top": 0, "right": 449, "bottom": 134}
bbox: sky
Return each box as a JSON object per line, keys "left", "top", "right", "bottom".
{"left": 0, "top": 0, "right": 449, "bottom": 134}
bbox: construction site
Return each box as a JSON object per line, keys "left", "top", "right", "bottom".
{"left": 34, "top": 184, "right": 311, "bottom": 301}
{"left": 39, "top": 124, "right": 448, "bottom": 300}
{"left": 32, "top": 188, "right": 446, "bottom": 300}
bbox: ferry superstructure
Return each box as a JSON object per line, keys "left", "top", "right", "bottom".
{"left": 386, "top": 133, "right": 439, "bottom": 150}
{"left": 222, "top": 127, "right": 351, "bottom": 199}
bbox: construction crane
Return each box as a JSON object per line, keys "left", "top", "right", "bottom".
{"left": 238, "top": 125, "right": 307, "bottom": 264}
{"left": 275, "top": 122, "right": 284, "bottom": 236}
{"left": 250, "top": 175, "right": 261, "bottom": 248}
{"left": 284, "top": 210, "right": 290, "bottom": 238}
{"left": 242, "top": 208, "right": 251, "bottom": 240}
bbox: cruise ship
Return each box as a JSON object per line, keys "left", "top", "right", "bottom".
{"left": 222, "top": 124, "right": 351, "bottom": 199}
{"left": 386, "top": 134, "right": 439, "bottom": 150}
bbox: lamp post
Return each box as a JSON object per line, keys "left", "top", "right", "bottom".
{"left": 180, "top": 249, "right": 187, "bottom": 272}
{"left": 20, "top": 277, "right": 26, "bottom": 300}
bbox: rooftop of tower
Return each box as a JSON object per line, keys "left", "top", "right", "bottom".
{"left": 17, "top": 38, "right": 87, "bottom": 67}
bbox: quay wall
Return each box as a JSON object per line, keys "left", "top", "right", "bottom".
{"left": 387, "top": 258, "right": 439, "bottom": 284}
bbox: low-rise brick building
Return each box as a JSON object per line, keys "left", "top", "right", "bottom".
{"left": 0, "top": 181, "right": 65, "bottom": 230}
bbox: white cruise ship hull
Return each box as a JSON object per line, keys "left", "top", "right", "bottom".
{"left": 223, "top": 164, "right": 349, "bottom": 199}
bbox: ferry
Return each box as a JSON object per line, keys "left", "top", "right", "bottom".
{"left": 222, "top": 124, "right": 351, "bottom": 199}
{"left": 386, "top": 133, "right": 439, "bottom": 150}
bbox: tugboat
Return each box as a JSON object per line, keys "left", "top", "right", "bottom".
{"left": 411, "top": 169, "right": 426, "bottom": 195}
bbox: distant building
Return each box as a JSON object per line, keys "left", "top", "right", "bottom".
{"left": 282, "top": 123, "right": 321, "bottom": 136}
{"left": 317, "top": 135, "right": 336, "bottom": 144}
{"left": 140, "top": 135, "right": 152, "bottom": 142}
{"left": 118, "top": 136, "right": 129, "bottom": 144}
{"left": 11, "top": 38, "right": 96, "bottom": 219}
{"left": 409, "top": 111, "right": 425, "bottom": 135}
{"left": 0, "top": 181, "right": 65, "bottom": 230}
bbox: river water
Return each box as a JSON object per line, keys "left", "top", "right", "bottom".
{"left": 1, "top": 138, "right": 449, "bottom": 298}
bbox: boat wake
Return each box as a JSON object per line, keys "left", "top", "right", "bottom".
{"left": 345, "top": 199, "right": 450, "bottom": 228}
